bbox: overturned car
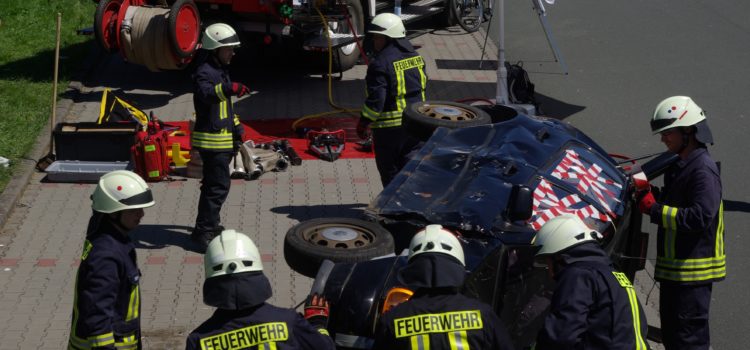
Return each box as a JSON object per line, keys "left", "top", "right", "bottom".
{"left": 283, "top": 103, "right": 672, "bottom": 349}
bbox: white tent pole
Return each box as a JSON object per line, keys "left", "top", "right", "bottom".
{"left": 495, "top": 0, "right": 509, "bottom": 105}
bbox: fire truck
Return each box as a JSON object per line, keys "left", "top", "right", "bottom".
{"left": 92, "top": 0, "right": 482, "bottom": 72}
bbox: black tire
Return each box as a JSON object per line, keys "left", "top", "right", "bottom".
{"left": 284, "top": 217, "right": 395, "bottom": 278}
{"left": 168, "top": 0, "right": 201, "bottom": 59}
{"left": 403, "top": 100, "right": 492, "bottom": 141}
{"left": 95, "top": 0, "right": 123, "bottom": 53}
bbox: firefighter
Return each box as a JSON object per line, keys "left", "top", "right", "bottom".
{"left": 186, "top": 229, "right": 335, "bottom": 350}
{"left": 532, "top": 214, "right": 649, "bottom": 349}
{"left": 639, "top": 96, "right": 724, "bottom": 350}
{"left": 357, "top": 13, "right": 427, "bottom": 187}
{"left": 191, "top": 23, "right": 250, "bottom": 252}
{"left": 373, "top": 225, "right": 514, "bottom": 350}
{"left": 68, "top": 170, "right": 155, "bottom": 349}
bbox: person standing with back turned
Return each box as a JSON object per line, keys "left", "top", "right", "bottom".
{"left": 639, "top": 96, "right": 725, "bottom": 350}
{"left": 356, "top": 13, "right": 427, "bottom": 187}
{"left": 190, "top": 23, "right": 250, "bottom": 252}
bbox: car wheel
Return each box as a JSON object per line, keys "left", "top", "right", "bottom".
{"left": 284, "top": 217, "right": 395, "bottom": 278}
{"left": 95, "top": 0, "right": 123, "bottom": 53}
{"left": 403, "top": 100, "right": 492, "bottom": 141}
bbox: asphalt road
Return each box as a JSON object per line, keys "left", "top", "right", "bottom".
{"left": 486, "top": 1, "right": 750, "bottom": 348}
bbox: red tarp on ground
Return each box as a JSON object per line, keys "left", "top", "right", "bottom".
{"left": 162, "top": 116, "right": 373, "bottom": 160}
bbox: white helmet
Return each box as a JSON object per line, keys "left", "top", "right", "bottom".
{"left": 369, "top": 13, "right": 406, "bottom": 39}
{"left": 650, "top": 96, "right": 706, "bottom": 134}
{"left": 534, "top": 214, "right": 601, "bottom": 256}
{"left": 205, "top": 229, "right": 263, "bottom": 279}
{"left": 91, "top": 170, "right": 155, "bottom": 213}
{"left": 201, "top": 23, "right": 240, "bottom": 50}
{"left": 408, "top": 225, "right": 465, "bottom": 266}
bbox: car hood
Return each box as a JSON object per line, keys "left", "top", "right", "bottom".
{"left": 368, "top": 115, "right": 628, "bottom": 237}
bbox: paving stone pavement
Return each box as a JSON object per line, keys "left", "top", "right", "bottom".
{"left": 0, "top": 22, "right": 662, "bottom": 349}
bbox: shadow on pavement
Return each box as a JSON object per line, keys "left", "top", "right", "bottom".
{"left": 724, "top": 199, "right": 750, "bottom": 213}
{"left": 270, "top": 203, "right": 368, "bottom": 222}
{"left": 130, "top": 224, "right": 199, "bottom": 252}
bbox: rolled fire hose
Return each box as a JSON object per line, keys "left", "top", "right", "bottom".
{"left": 120, "top": 6, "right": 180, "bottom": 71}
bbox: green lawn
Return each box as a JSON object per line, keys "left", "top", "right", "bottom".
{"left": 0, "top": 0, "right": 94, "bottom": 192}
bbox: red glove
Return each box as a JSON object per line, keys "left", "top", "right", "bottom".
{"left": 303, "top": 293, "right": 329, "bottom": 327}
{"left": 356, "top": 118, "right": 372, "bottom": 139}
{"left": 230, "top": 82, "right": 250, "bottom": 97}
{"left": 639, "top": 191, "right": 656, "bottom": 214}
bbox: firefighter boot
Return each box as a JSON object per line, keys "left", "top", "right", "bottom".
{"left": 190, "top": 225, "right": 225, "bottom": 253}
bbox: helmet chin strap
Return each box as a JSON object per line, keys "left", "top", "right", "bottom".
{"left": 110, "top": 212, "right": 130, "bottom": 235}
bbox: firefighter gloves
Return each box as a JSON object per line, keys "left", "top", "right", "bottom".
{"left": 303, "top": 293, "right": 330, "bottom": 328}
{"left": 230, "top": 82, "right": 251, "bottom": 97}
{"left": 639, "top": 191, "right": 656, "bottom": 214}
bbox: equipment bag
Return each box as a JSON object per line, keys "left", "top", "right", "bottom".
{"left": 132, "top": 129, "right": 171, "bottom": 182}
{"left": 505, "top": 61, "right": 538, "bottom": 107}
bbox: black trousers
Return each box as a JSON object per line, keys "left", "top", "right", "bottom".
{"left": 194, "top": 151, "right": 232, "bottom": 231}
{"left": 372, "top": 126, "right": 420, "bottom": 188}
{"left": 660, "top": 282, "right": 713, "bottom": 350}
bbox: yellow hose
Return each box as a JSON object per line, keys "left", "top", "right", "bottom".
{"left": 291, "top": 6, "right": 361, "bottom": 131}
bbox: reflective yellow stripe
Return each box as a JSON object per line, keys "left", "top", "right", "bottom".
{"left": 126, "top": 284, "right": 139, "bottom": 321}
{"left": 448, "top": 330, "right": 470, "bottom": 350}
{"left": 192, "top": 131, "right": 233, "bottom": 150}
{"left": 395, "top": 68, "right": 406, "bottom": 112}
{"left": 317, "top": 328, "right": 330, "bottom": 336}
{"left": 656, "top": 255, "right": 726, "bottom": 269}
{"left": 115, "top": 333, "right": 139, "bottom": 350}
{"left": 370, "top": 110, "right": 403, "bottom": 128}
{"left": 716, "top": 202, "right": 725, "bottom": 258}
{"left": 661, "top": 206, "right": 678, "bottom": 258}
{"left": 613, "top": 272, "right": 647, "bottom": 350}
{"left": 233, "top": 114, "right": 241, "bottom": 126}
{"left": 88, "top": 332, "right": 115, "bottom": 347}
{"left": 214, "top": 84, "right": 229, "bottom": 120}
{"left": 69, "top": 335, "right": 91, "bottom": 349}
{"left": 419, "top": 65, "right": 427, "bottom": 101}
{"left": 656, "top": 202, "right": 726, "bottom": 283}
{"left": 81, "top": 240, "right": 93, "bottom": 261}
{"left": 215, "top": 84, "right": 227, "bottom": 102}
{"left": 259, "top": 342, "right": 277, "bottom": 350}
{"left": 654, "top": 265, "right": 726, "bottom": 282}
{"left": 410, "top": 334, "right": 429, "bottom": 350}
{"left": 361, "top": 104, "right": 381, "bottom": 121}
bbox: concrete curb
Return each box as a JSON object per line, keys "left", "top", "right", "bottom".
{"left": 0, "top": 46, "right": 102, "bottom": 231}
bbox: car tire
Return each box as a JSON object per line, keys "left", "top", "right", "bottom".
{"left": 284, "top": 217, "right": 395, "bottom": 278}
{"left": 403, "top": 100, "right": 492, "bottom": 141}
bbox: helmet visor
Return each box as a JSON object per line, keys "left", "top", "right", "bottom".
{"left": 218, "top": 33, "right": 240, "bottom": 46}
{"left": 650, "top": 117, "right": 677, "bottom": 132}
{"left": 120, "top": 189, "right": 154, "bottom": 206}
